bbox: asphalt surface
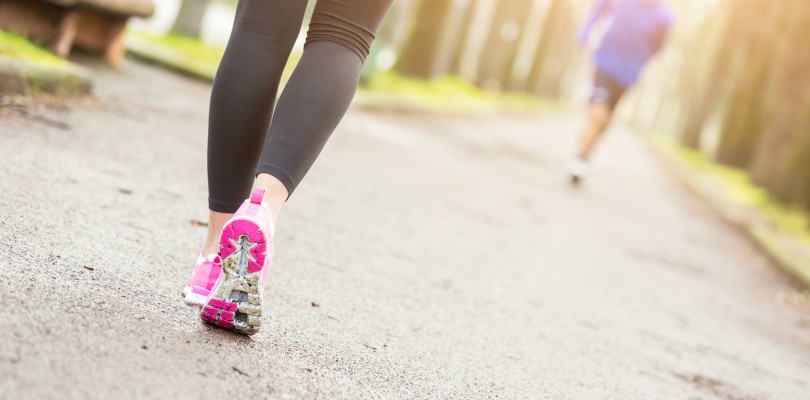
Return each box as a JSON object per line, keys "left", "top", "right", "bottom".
{"left": 1, "top": 61, "right": 809, "bottom": 399}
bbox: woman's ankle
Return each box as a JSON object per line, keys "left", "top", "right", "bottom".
{"left": 200, "top": 244, "right": 220, "bottom": 256}
{"left": 254, "top": 173, "right": 289, "bottom": 225}
{"left": 202, "top": 210, "right": 233, "bottom": 255}
{"left": 253, "top": 173, "right": 290, "bottom": 225}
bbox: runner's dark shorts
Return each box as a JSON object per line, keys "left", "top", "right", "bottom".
{"left": 590, "top": 70, "right": 627, "bottom": 110}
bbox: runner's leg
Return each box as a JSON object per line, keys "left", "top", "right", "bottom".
{"left": 576, "top": 70, "right": 624, "bottom": 159}
{"left": 204, "top": 0, "right": 309, "bottom": 253}
{"left": 577, "top": 103, "right": 613, "bottom": 158}
{"left": 253, "top": 0, "right": 395, "bottom": 213}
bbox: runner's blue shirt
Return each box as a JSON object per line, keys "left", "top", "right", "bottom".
{"left": 579, "top": 0, "right": 674, "bottom": 87}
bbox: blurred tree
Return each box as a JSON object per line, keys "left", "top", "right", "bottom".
{"left": 679, "top": 57, "right": 726, "bottom": 149}
{"left": 713, "top": 0, "right": 775, "bottom": 168}
{"left": 526, "top": 0, "right": 578, "bottom": 98}
{"left": 673, "top": 0, "right": 810, "bottom": 209}
{"left": 747, "top": 0, "right": 810, "bottom": 204}
{"left": 713, "top": 63, "right": 767, "bottom": 168}
{"left": 619, "top": 0, "right": 810, "bottom": 212}
{"left": 678, "top": 1, "right": 736, "bottom": 149}
{"left": 395, "top": 0, "right": 455, "bottom": 78}
{"left": 477, "top": 0, "right": 534, "bottom": 90}
{"left": 448, "top": 0, "right": 477, "bottom": 75}
{"left": 171, "top": 0, "right": 213, "bottom": 38}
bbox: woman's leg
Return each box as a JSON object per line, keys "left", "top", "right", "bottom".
{"left": 253, "top": 0, "right": 394, "bottom": 209}
{"left": 203, "top": 0, "right": 309, "bottom": 254}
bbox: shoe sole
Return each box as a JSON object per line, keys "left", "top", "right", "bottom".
{"left": 182, "top": 286, "right": 209, "bottom": 306}
{"left": 200, "top": 218, "right": 267, "bottom": 335}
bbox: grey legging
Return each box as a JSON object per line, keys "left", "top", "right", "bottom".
{"left": 207, "top": 0, "right": 393, "bottom": 212}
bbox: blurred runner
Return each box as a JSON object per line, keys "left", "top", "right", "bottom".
{"left": 570, "top": 0, "right": 673, "bottom": 184}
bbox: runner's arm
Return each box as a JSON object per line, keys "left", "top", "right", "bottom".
{"left": 649, "top": 14, "right": 674, "bottom": 55}
{"left": 578, "top": 0, "right": 612, "bottom": 45}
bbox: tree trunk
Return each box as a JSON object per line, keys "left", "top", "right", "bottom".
{"left": 714, "top": 55, "right": 767, "bottom": 167}
{"left": 747, "top": 0, "right": 810, "bottom": 204}
{"left": 678, "top": 9, "right": 731, "bottom": 148}
{"left": 526, "top": 0, "right": 576, "bottom": 98}
{"left": 476, "top": 0, "right": 534, "bottom": 90}
{"left": 713, "top": 0, "right": 775, "bottom": 167}
{"left": 170, "top": 0, "right": 213, "bottom": 38}
{"left": 679, "top": 96, "right": 710, "bottom": 149}
{"left": 395, "top": 0, "right": 455, "bottom": 79}
{"left": 448, "top": 0, "right": 476, "bottom": 75}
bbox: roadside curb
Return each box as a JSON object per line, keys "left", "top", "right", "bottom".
{"left": 650, "top": 138, "right": 810, "bottom": 289}
{"left": 0, "top": 56, "right": 93, "bottom": 97}
{"left": 125, "top": 35, "right": 216, "bottom": 82}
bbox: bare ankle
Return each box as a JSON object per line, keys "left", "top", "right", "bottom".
{"left": 201, "top": 245, "right": 219, "bottom": 256}
{"left": 254, "top": 173, "right": 289, "bottom": 225}
{"left": 203, "top": 210, "right": 233, "bottom": 255}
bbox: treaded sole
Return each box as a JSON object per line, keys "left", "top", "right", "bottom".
{"left": 200, "top": 219, "right": 266, "bottom": 335}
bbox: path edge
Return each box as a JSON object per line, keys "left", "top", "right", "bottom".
{"left": 647, "top": 136, "right": 810, "bottom": 289}
{"left": 0, "top": 56, "right": 93, "bottom": 97}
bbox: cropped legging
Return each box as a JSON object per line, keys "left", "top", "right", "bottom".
{"left": 207, "top": 0, "right": 393, "bottom": 212}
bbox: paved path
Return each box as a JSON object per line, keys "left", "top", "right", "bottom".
{"left": 1, "top": 62, "right": 808, "bottom": 399}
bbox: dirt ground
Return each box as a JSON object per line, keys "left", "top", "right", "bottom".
{"left": 1, "top": 61, "right": 808, "bottom": 399}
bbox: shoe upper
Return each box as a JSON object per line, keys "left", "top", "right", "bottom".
{"left": 569, "top": 159, "right": 589, "bottom": 178}
{"left": 186, "top": 253, "right": 222, "bottom": 296}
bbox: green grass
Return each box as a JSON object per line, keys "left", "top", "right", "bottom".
{"left": 655, "top": 137, "right": 810, "bottom": 245}
{"left": 359, "top": 71, "right": 552, "bottom": 114}
{"left": 0, "top": 29, "right": 68, "bottom": 67}
{"left": 126, "top": 30, "right": 301, "bottom": 82}
{"left": 139, "top": 31, "right": 224, "bottom": 67}
{"left": 126, "top": 31, "right": 224, "bottom": 80}
{"left": 0, "top": 29, "right": 92, "bottom": 97}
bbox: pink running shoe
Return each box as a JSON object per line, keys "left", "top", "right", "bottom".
{"left": 201, "top": 188, "right": 275, "bottom": 335}
{"left": 183, "top": 253, "right": 222, "bottom": 306}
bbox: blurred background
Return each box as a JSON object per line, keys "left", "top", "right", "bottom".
{"left": 4, "top": 0, "right": 808, "bottom": 212}
{"left": 174, "top": 0, "right": 800, "bottom": 249}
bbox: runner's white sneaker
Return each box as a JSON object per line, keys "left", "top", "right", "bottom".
{"left": 569, "top": 158, "right": 588, "bottom": 185}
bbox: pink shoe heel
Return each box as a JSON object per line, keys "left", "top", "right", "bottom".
{"left": 201, "top": 189, "right": 274, "bottom": 335}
